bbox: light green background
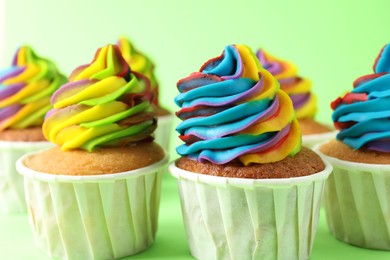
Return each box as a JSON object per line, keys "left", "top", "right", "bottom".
{"left": 1, "top": 0, "right": 390, "bottom": 259}
{"left": 3, "top": 0, "right": 390, "bottom": 126}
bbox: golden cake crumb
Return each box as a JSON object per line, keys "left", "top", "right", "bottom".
{"left": 0, "top": 127, "right": 46, "bottom": 142}
{"left": 299, "top": 118, "right": 333, "bottom": 135}
{"left": 320, "top": 139, "right": 390, "bottom": 164}
{"left": 24, "top": 142, "right": 165, "bottom": 175}
{"left": 177, "top": 147, "right": 325, "bottom": 179}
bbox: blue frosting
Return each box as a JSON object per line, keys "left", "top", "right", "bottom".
{"left": 333, "top": 44, "right": 390, "bottom": 152}
{"left": 375, "top": 44, "right": 390, "bottom": 73}
{"left": 202, "top": 46, "right": 239, "bottom": 77}
{"left": 174, "top": 44, "right": 300, "bottom": 164}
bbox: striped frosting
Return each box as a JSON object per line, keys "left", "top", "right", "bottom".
{"left": 117, "top": 37, "right": 159, "bottom": 106}
{"left": 0, "top": 46, "right": 66, "bottom": 130}
{"left": 43, "top": 44, "right": 156, "bottom": 151}
{"left": 175, "top": 44, "right": 301, "bottom": 165}
{"left": 256, "top": 49, "right": 316, "bottom": 119}
{"left": 332, "top": 44, "right": 390, "bottom": 152}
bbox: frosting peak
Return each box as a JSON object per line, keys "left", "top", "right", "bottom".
{"left": 43, "top": 44, "right": 156, "bottom": 151}
{"left": 332, "top": 44, "right": 390, "bottom": 152}
{"left": 117, "top": 37, "right": 159, "bottom": 106}
{"left": 0, "top": 46, "right": 66, "bottom": 130}
{"left": 175, "top": 44, "right": 301, "bottom": 165}
{"left": 374, "top": 45, "right": 390, "bottom": 73}
{"left": 256, "top": 49, "right": 317, "bottom": 119}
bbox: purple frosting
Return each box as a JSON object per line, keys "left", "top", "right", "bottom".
{"left": 0, "top": 105, "right": 22, "bottom": 121}
{"left": 290, "top": 93, "right": 310, "bottom": 110}
{"left": 0, "top": 83, "right": 25, "bottom": 100}
{"left": 50, "top": 79, "right": 94, "bottom": 105}
{"left": 0, "top": 67, "right": 25, "bottom": 83}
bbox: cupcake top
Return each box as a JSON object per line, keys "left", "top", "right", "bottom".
{"left": 43, "top": 44, "right": 156, "bottom": 151}
{"left": 117, "top": 37, "right": 159, "bottom": 106}
{"left": 256, "top": 49, "right": 316, "bottom": 119}
{"left": 0, "top": 46, "right": 66, "bottom": 130}
{"left": 331, "top": 44, "right": 390, "bottom": 152}
{"left": 175, "top": 44, "right": 301, "bottom": 165}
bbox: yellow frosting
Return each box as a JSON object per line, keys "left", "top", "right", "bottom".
{"left": 43, "top": 45, "right": 156, "bottom": 151}
{"left": 175, "top": 44, "right": 301, "bottom": 164}
{"left": 257, "top": 50, "right": 317, "bottom": 119}
{"left": 0, "top": 46, "right": 66, "bottom": 130}
{"left": 117, "top": 37, "right": 160, "bottom": 106}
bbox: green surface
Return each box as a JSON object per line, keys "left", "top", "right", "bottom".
{"left": 0, "top": 173, "right": 389, "bottom": 260}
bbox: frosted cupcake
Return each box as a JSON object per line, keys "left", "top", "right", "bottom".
{"left": 118, "top": 37, "right": 173, "bottom": 150}
{"left": 169, "top": 44, "right": 332, "bottom": 259}
{"left": 16, "top": 44, "right": 168, "bottom": 259}
{"left": 315, "top": 44, "right": 390, "bottom": 250}
{"left": 256, "top": 49, "right": 336, "bottom": 148}
{"left": 0, "top": 46, "right": 66, "bottom": 213}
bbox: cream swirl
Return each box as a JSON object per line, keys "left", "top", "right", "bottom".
{"left": 43, "top": 45, "right": 156, "bottom": 151}
{"left": 117, "top": 37, "right": 160, "bottom": 106}
{"left": 0, "top": 46, "right": 66, "bottom": 130}
{"left": 256, "top": 49, "right": 317, "bottom": 119}
{"left": 332, "top": 43, "right": 390, "bottom": 152}
{"left": 175, "top": 44, "right": 301, "bottom": 165}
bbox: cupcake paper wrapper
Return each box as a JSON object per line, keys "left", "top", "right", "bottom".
{"left": 169, "top": 160, "right": 332, "bottom": 260}
{"left": 0, "top": 141, "right": 52, "bottom": 213}
{"left": 16, "top": 153, "right": 169, "bottom": 260}
{"left": 302, "top": 130, "right": 337, "bottom": 149}
{"left": 154, "top": 114, "right": 174, "bottom": 151}
{"left": 314, "top": 144, "right": 390, "bottom": 250}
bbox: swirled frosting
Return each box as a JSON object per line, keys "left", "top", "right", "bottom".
{"left": 175, "top": 44, "right": 301, "bottom": 165}
{"left": 43, "top": 44, "right": 156, "bottom": 151}
{"left": 331, "top": 44, "right": 390, "bottom": 152}
{"left": 256, "top": 50, "right": 316, "bottom": 119}
{"left": 117, "top": 37, "right": 159, "bottom": 106}
{"left": 0, "top": 46, "right": 66, "bottom": 130}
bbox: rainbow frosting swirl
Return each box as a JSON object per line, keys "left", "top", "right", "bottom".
{"left": 117, "top": 37, "right": 159, "bottom": 106}
{"left": 175, "top": 44, "right": 301, "bottom": 165}
{"left": 43, "top": 44, "right": 156, "bottom": 151}
{"left": 256, "top": 50, "right": 316, "bottom": 119}
{"left": 0, "top": 46, "right": 66, "bottom": 130}
{"left": 332, "top": 44, "right": 390, "bottom": 152}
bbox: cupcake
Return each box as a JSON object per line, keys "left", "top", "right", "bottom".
{"left": 169, "top": 44, "right": 332, "bottom": 259}
{"left": 0, "top": 46, "right": 66, "bottom": 213}
{"left": 315, "top": 44, "right": 390, "bottom": 250}
{"left": 256, "top": 49, "right": 336, "bottom": 148}
{"left": 16, "top": 45, "right": 168, "bottom": 259}
{"left": 117, "top": 37, "right": 173, "bottom": 150}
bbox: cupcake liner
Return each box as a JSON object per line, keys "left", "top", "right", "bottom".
{"left": 16, "top": 152, "right": 169, "bottom": 260}
{"left": 314, "top": 144, "right": 390, "bottom": 250}
{"left": 302, "top": 130, "right": 337, "bottom": 149}
{"left": 0, "top": 140, "right": 52, "bottom": 213}
{"left": 155, "top": 114, "right": 174, "bottom": 151}
{"left": 169, "top": 159, "right": 332, "bottom": 260}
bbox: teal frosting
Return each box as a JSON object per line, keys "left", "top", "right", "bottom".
{"left": 332, "top": 44, "right": 390, "bottom": 152}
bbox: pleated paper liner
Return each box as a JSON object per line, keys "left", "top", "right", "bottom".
{"left": 314, "top": 143, "right": 390, "bottom": 250}
{"left": 154, "top": 114, "right": 174, "bottom": 151}
{"left": 302, "top": 130, "right": 337, "bottom": 149}
{"left": 169, "top": 159, "right": 332, "bottom": 260}
{"left": 0, "top": 141, "right": 53, "bottom": 213}
{"left": 16, "top": 151, "right": 169, "bottom": 259}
